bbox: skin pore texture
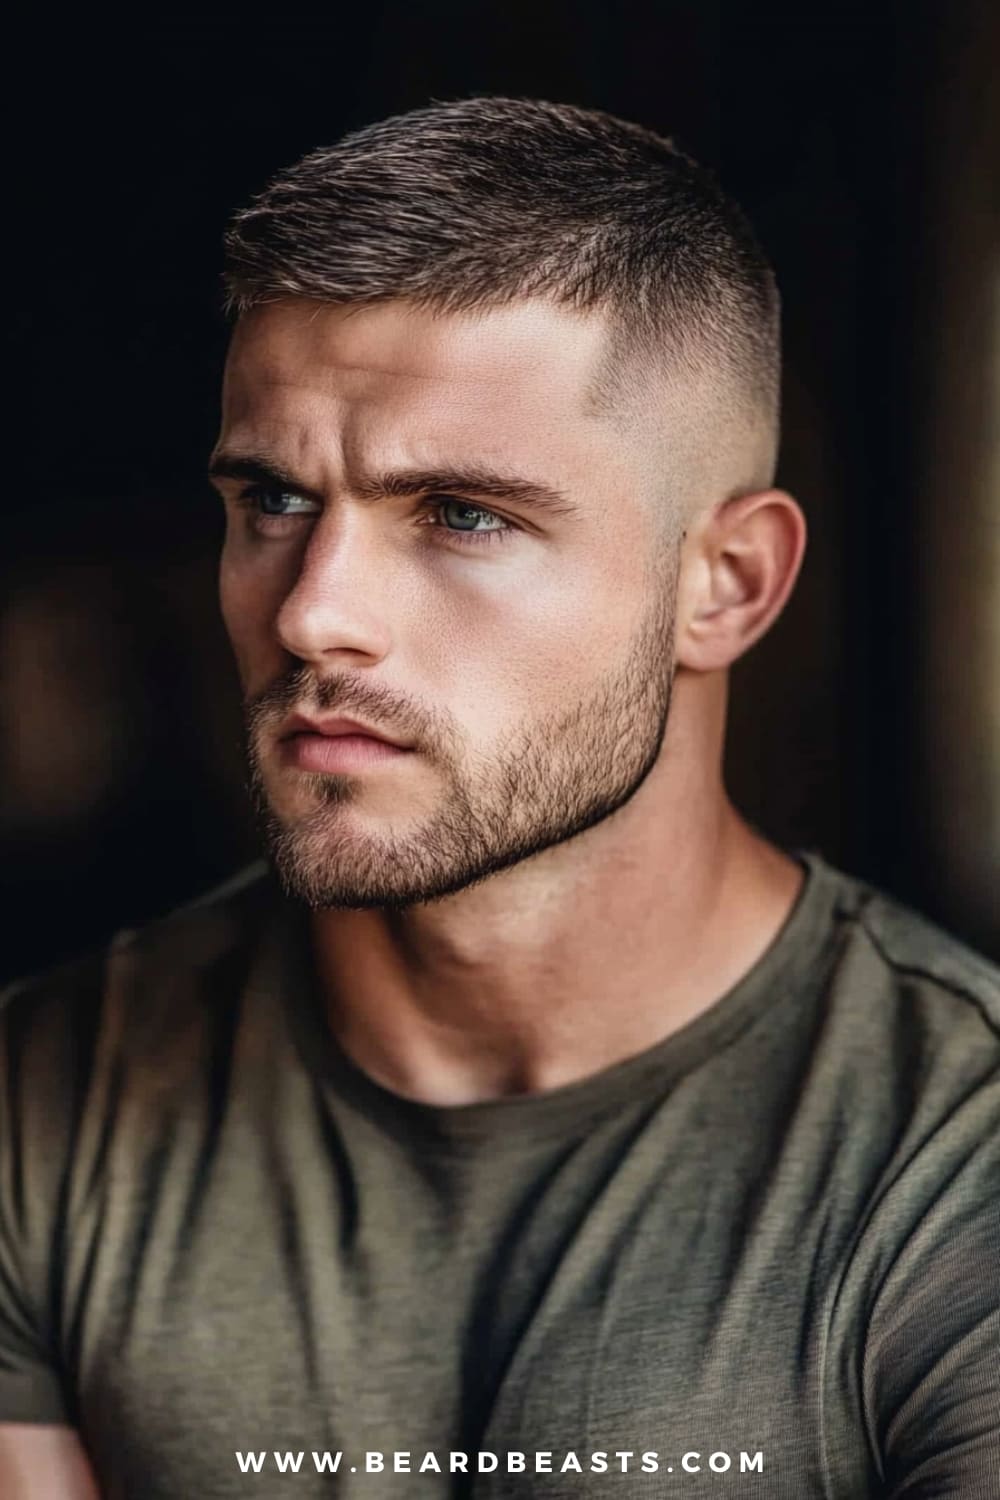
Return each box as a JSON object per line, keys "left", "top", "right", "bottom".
{"left": 212, "top": 296, "right": 808, "bottom": 1106}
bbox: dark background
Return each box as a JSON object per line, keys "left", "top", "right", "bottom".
{"left": 5, "top": 1, "right": 998, "bottom": 983}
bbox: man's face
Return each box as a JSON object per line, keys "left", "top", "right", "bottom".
{"left": 212, "top": 297, "right": 682, "bottom": 910}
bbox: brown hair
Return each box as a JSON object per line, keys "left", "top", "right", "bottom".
{"left": 223, "top": 95, "right": 780, "bottom": 478}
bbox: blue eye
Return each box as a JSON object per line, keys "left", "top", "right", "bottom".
{"left": 440, "top": 498, "right": 503, "bottom": 534}
{"left": 233, "top": 486, "right": 321, "bottom": 532}
{"left": 425, "top": 496, "right": 514, "bottom": 547}
{"left": 254, "top": 489, "right": 318, "bottom": 516}
{"left": 234, "top": 483, "right": 514, "bottom": 550}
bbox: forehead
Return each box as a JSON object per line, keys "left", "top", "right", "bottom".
{"left": 218, "top": 297, "right": 621, "bottom": 478}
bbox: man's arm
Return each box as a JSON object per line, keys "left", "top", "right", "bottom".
{"left": 0, "top": 1423, "right": 101, "bottom": 1499}
{"left": 1, "top": 972, "right": 104, "bottom": 1496}
{"left": 863, "top": 1084, "right": 1000, "bottom": 1497}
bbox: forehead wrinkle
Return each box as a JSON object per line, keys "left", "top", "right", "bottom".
{"left": 224, "top": 369, "right": 581, "bottom": 485}
{"left": 223, "top": 358, "right": 551, "bottom": 443}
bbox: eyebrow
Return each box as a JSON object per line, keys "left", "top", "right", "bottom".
{"left": 206, "top": 451, "right": 581, "bottom": 519}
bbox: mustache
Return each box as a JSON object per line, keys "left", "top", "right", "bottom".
{"left": 244, "top": 664, "right": 429, "bottom": 746}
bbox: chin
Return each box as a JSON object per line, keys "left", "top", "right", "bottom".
{"left": 265, "top": 832, "right": 423, "bottom": 912}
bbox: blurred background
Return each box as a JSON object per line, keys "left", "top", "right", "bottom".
{"left": 5, "top": 0, "right": 998, "bottom": 982}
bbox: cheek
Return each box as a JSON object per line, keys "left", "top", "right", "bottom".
{"left": 452, "top": 567, "right": 630, "bottom": 732}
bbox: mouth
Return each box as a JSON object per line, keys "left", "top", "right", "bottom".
{"left": 276, "top": 713, "right": 415, "bottom": 774}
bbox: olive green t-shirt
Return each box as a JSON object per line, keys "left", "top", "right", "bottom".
{"left": 1, "top": 852, "right": 997, "bottom": 1498}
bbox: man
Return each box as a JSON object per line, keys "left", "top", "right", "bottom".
{"left": 1, "top": 96, "right": 997, "bottom": 1499}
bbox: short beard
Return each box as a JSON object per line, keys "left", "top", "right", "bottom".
{"left": 244, "top": 548, "right": 679, "bottom": 912}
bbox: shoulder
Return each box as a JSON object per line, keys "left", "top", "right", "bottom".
{"left": 790, "top": 856, "right": 999, "bottom": 1196}
{"left": 2, "top": 861, "right": 273, "bottom": 1004}
{"left": 810, "top": 853, "right": 1000, "bottom": 1050}
{"left": 852, "top": 872, "right": 998, "bottom": 1029}
{"left": 100, "top": 857, "right": 277, "bottom": 980}
{"left": 0, "top": 861, "right": 279, "bottom": 1114}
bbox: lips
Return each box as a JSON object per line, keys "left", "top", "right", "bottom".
{"left": 279, "top": 712, "right": 410, "bottom": 749}
{"left": 275, "top": 708, "right": 413, "bottom": 774}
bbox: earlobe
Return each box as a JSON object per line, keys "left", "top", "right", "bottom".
{"left": 675, "top": 489, "right": 807, "bottom": 673}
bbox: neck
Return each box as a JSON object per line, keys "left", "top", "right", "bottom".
{"left": 308, "top": 675, "right": 804, "bottom": 1106}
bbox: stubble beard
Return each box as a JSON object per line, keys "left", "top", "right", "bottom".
{"left": 244, "top": 553, "right": 679, "bottom": 912}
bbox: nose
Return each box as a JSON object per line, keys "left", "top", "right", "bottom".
{"left": 274, "top": 510, "right": 394, "bottom": 667}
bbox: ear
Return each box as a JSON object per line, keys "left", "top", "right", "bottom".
{"left": 675, "top": 489, "right": 807, "bottom": 672}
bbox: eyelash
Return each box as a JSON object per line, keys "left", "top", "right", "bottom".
{"left": 234, "top": 487, "right": 515, "bottom": 549}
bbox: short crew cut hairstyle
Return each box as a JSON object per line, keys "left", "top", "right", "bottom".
{"left": 223, "top": 95, "right": 780, "bottom": 479}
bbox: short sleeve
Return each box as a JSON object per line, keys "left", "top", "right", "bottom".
{"left": 0, "top": 1238, "right": 70, "bottom": 1422}
{"left": 862, "top": 1067, "right": 1000, "bottom": 1497}
{"left": 0, "top": 978, "right": 80, "bottom": 1424}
